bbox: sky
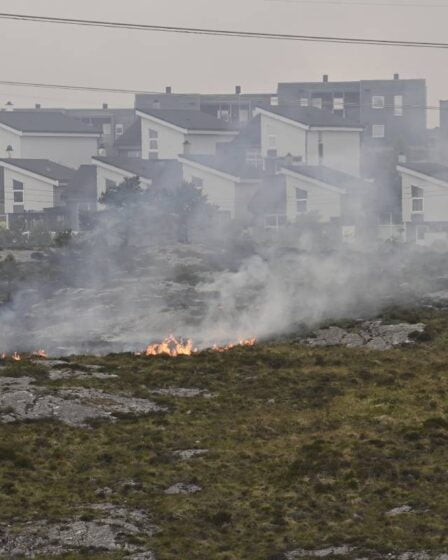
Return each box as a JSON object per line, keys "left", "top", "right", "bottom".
{"left": 0, "top": 0, "right": 446, "bottom": 126}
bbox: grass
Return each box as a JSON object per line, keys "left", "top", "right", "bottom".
{"left": 2, "top": 309, "right": 448, "bottom": 558}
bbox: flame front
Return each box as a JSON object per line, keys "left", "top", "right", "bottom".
{"left": 145, "top": 335, "right": 194, "bottom": 357}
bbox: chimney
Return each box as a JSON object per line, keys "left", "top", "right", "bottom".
{"left": 183, "top": 140, "right": 191, "bottom": 155}
{"left": 102, "top": 103, "right": 108, "bottom": 110}
{"left": 284, "top": 153, "right": 294, "bottom": 167}
{"left": 235, "top": 85, "right": 242, "bottom": 95}
{"left": 166, "top": 86, "right": 172, "bottom": 94}
{"left": 323, "top": 74, "right": 329, "bottom": 83}
{"left": 98, "top": 144, "right": 106, "bottom": 157}
{"left": 394, "top": 73, "right": 400, "bottom": 80}
{"left": 35, "top": 103, "right": 41, "bottom": 109}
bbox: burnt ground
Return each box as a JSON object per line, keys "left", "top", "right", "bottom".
{"left": 2, "top": 306, "right": 448, "bottom": 559}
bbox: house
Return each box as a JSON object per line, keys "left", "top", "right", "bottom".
{"left": 279, "top": 165, "right": 368, "bottom": 233}
{"left": 397, "top": 162, "right": 448, "bottom": 245}
{"left": 0, "top": 111, "right": 101, "bottom": 168}
{"left": 114, "top": 119, "right": 142, "bottom": 159}
{"left": 135, "top": 109, "right": 239, "bottom": 160}
{"left": 63, "top": 165, "right": 98, "bottom": 231}
{"left": 92, "top": 156, "right": 182, "bottom": 202}
{"left": 178, "top": 154, "right": 262, "bottom": 221}
{"left": 255, "top": 105, "right": 363, "bottom": 177}
{"left": 135, "top": 85, "right": 275, "bottom": 127}
{"left": 0, "top": 158, "right": 75, "bottom": 228}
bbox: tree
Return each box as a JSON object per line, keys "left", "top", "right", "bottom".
{"left": 99, "top": 176, "right": 143, "bottom": 208}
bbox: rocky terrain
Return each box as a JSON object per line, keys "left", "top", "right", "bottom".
{"left": 1, "top": 306, "right": 448, "bottom": 558}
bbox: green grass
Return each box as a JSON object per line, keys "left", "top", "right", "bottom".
{"left": 3, "top": 309, "right": 448, "bottom": 559}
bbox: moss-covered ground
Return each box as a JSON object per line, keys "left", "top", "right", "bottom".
{"left": 2, "top": 307, "right": 448, "bottom": 559}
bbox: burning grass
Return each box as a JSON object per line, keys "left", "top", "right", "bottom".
{"left": 2, "top": 308, "right": 448, "bottom": 559}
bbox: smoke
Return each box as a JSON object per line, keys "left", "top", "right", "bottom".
{"left": 0, "top": 194, "right": 438, "bottom": 356}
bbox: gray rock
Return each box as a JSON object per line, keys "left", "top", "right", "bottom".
{"left": 286, "top": 546, "right": 353, "bottom": 558}
{"left": 0, "top": 505, "right": 158, "bottom": 558}
{"left": 173, "top": 449, "right": 209, "bottom": 460}
{"left": 164, "top": 483, "right": 202, "bottom": 495}
{"left": 48, "top": 368, "right": 118, "bottom": 381}
{"left": 0, "top": 378, "right": 166, "bottom": 427}
{"left": 386, "top": 505, "right": 413, "bottom": 516}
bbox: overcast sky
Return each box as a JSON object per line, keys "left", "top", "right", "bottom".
{"left": 0, "top": 0, "right": 445, "bottom": 125}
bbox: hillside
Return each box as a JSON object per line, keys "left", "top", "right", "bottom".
{"left": 1, "top": 307, "right": 448, "bottom": 559}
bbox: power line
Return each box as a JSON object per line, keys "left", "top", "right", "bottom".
{"left": 265, "top": 0, "right": 448, "bottom": 7}
{"left": 0, "top": 12, "right": 448, "bottom": 49}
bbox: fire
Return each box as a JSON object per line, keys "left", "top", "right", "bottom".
{"left": 145, "top": 335, "right": 194, "bottom": 357}
{"left": 141, "top": 336, "right": 256, "bottom": 358}
{"left": 32, "top": 349, "right": 48, "bottom": 359}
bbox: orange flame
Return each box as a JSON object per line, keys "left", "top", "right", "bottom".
{"left": 11, "top": 352, "right": 21, "bottom": 361}
{"left": 32, "top": 349, "right": 48, "bottom": 359}
{"left": 212, "top": 338, "right": 256, "bottom": 353}
{"left": 145, "top": 335, "right": 194, "bottom": 357}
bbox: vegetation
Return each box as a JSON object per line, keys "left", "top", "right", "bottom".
{"left": 2, "top": 307, "right": 448, "bottom": 558}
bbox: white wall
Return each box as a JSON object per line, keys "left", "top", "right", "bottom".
{"left": 3, "top": 167, "right": 56, "bottom": 214}
{"left": 284, "top": 173, "right": 342, "bottom": 223}
{"left": 182, "top": 162, "right": 236, "bottom": 218}
{"left": 141, "top": 116, "right": 236, "bottom": 160}
{"left": 308, "top": 130, "right": 361, "bottom": 177}
{"left": 401, "top": 170, "right": 448, "bottom": 223}
{"left": 260, "top": 114, "right": 307, "bottom": 159}
{"left": 0, "top": 128, "right": 22, "bottom": 158}
{"left": 20, "top": 136, "right": 98, "bottom": 168}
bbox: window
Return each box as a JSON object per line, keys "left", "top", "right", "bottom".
{"left": 311, "top": 97, "right": 322, "bottom": 109}
{"left": 296, "top": 188, "right": 308, "bottom": 214}
{"left": 148, "top": 128, "right": 159, "bottom": 158}
{"left": 115, "top": 124, "right": 124, "bottom": 136}
{"left": 13, "top": 179, "right": 23, "bottom": 191}
{"left": 13, "top": 191, "right": 23, "bottom": 203}
{"left": 372, "top": 96, "right": 385, "bottom": 109}
{"left": 299, "top": 98, "right": 309, "bottom": 107}
{"left": 270, "top": 96, "right": 279, "bottom": 106}
{"left": 218, "top": 108, "right": 230, "bottom": 121}
{"left": 265, "top": 214, "right": 287, "bottom": 230}
{"left": 268, "top": 135, "right": 277, "bottom": 149}
{"left": 394, "top": 95, "right": 403, "bottom": 116}
{"left": 372, "top": 124, "right": 385, "bottom": 138}
{"left": 333, "top": 96, "right": 344, "bottom": 111}
{"left": 102, "top": 123, "right": 112, "bottom": 135}
{"left": 318, "top": 133, "right": 324, "bottom": 163}
{"left": 411, "top": 185, "right": 424, "bottom": 213}
{"left": 246, "top": 149, "right": 264, "bottom": 168}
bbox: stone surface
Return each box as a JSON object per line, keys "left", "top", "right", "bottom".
{"left": 151, "top": 388, "right": 213, "bottom": 398}
{"left": 173, "top": 449, "right": 209, "bottom": 460}
{"left": 164, "top": 483, "right": 202, "bottom": 495}
{"left": 307, "top": 321, "right": 425, "bottom": 350}
{"left": 386, "top": 505, "right": 414, "bottom": 516}
{"left": 286, "top": 545, "right": 353, "bottom": 558}
{"left": 0, "top": 505, "right": 158, "bottom": 558}
{"left": 0, "top": 378, "right": 166, "bottom": 427}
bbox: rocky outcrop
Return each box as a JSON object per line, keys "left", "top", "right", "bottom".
{"left": 306, "top": 321, "right": 425, "bottom": 350}
{"left": 0, "top": 504, "right": 158, "bottom": 558}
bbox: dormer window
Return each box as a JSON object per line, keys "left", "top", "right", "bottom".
{"left": 372, "top": 96, "right": 385, "bottom": 109}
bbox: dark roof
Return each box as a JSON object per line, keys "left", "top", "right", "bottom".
{"left": 0, "top": 159, "right": 76, "bottom": 182}
{"left": 93, "top": 156, "right": 182, "bottom": 184}
{"left": 180, "top": 154, "right": 263, "bottom": 180}
{"left": 281, "top": 165, "right": 368, "bottom": 192}
{"left": 115, "top": 119, "right": 141, "bottom": 148}
{"left": 0, "top": 111, "right": 100, "bottom": 134}
{"left": 64, "top": 165, "right": 97, "bottom": 202}
{"left": 137, "top": 109, "right": 239, "bottom": 132}
{"left": 398, "top": 162, "right": 448, "bottom": 183}
{"left": 257, "top": 105, "right": 362, "bottom": 128}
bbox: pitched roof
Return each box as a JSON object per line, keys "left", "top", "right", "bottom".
{"left": 136, "top": 109, "right": 239, "bottom": 132}
{"left": 179, "top": 154, "right": 263, "bottom": 180}
{"left": 115, "top": 119, "right": 141, "bottom": 148}
{"left": 398, "top": 162, "right": 448, "bottom": 183}
{"left": 0, "top": 159, "right": 76, "bottom": 182}
{"left": 93, "top": 156, "right": 182, "bottom": 184}
{"left": 257, "top": 105, "right": 362, "bottom": 129}
{"left": 64, "top": 165, "right": 97, "bottom": 202}
{"left": 0, "top": 111, "right": 100, "bottom": 134}
{"left": 281, "top": 165, "right": 367, "bottom": 192}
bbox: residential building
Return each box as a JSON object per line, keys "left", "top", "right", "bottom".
{"left": 398, "top": 162, "right": 448, "bottom": 245}
{"left": 136, "top": 109, "right": 239, "bottom": 160}
{"left": 0, "top": 111, "right": 101, "bottom": 168}
{"left": 0, "top": 159, "right": 75, "bottom": 227}
{"left": 92, "top": 156, "right": 182, "bottom": 202}
{"left": 114, "top": 119, "right": 142, "bottom": 159}
{"left": 135, "top": 86, "right": 275, "bottom": 127}
{"left": 255, "top": 105, "right": 363, "bottom": 177}
{"left": 179, "top": 153, "right": 262, "bottom": 221}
